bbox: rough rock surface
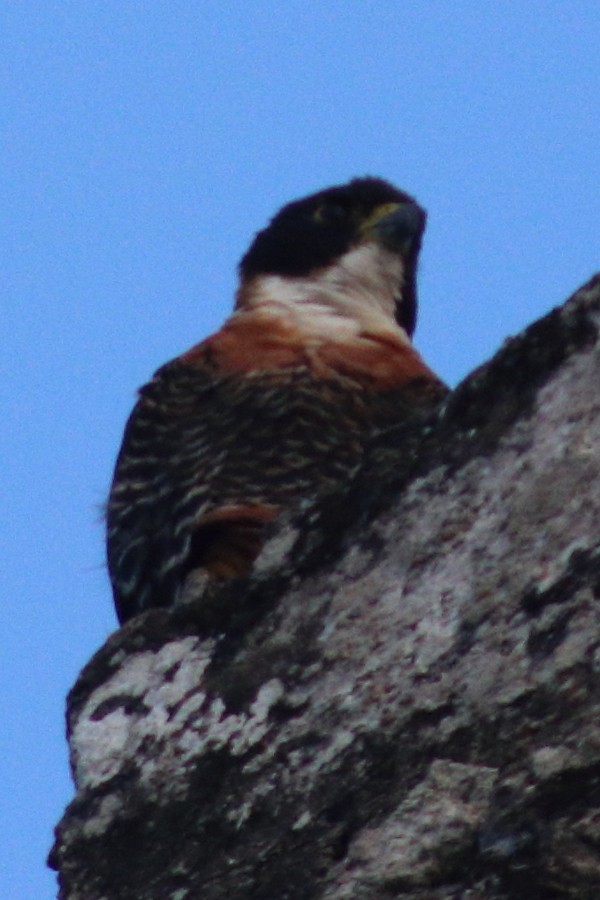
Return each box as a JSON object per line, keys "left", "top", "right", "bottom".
{"left": 51, "top": 276, "right": 600, "bottom": 899}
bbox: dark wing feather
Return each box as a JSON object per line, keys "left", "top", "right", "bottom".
{"left": 107, "top": 358, "right": 375, "bottom": 622}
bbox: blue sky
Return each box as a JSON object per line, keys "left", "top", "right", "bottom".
{"left": 2, "top": 4, "right": 599, "bottom": 896}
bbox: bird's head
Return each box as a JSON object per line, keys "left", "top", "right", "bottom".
{"left": 236, "top": 177, "right": 426, "bottom": 338}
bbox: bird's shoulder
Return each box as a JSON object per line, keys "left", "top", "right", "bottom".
{"left": 172, "top": 306, "right": 443, "bottom": 392}
{"left": 116, "top": 306, "right": 447, "bottom": 469}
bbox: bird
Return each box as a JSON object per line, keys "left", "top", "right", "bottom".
{"left": 106, "top": 177, "right": 447, "bottom": 624}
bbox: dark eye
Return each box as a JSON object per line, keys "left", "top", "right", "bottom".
{"left": 326, "top": 203, "right": 348, "bottom": 221}
{"left": 313, "top": 202, "right": 347, "bottom": 224}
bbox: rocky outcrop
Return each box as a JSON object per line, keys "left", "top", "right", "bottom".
{"left": 50, "top": 275, "right": 600, "bottom": 899}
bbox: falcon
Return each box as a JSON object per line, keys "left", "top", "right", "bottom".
{"left": 107, "top": 177, "right": 447, "bottom": 623}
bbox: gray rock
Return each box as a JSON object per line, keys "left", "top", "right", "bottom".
{"left": 50, "top": 275, "right": 600, "bottom": 899}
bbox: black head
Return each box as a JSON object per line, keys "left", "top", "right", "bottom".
{"left": 239, "top": 177, "right": 426, "bottom": 336}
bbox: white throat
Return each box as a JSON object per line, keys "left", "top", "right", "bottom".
{"left": 239, "top": 243, "right": 411, "bottom": 344}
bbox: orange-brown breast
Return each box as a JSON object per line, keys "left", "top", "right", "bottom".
{"left": 180, "top": 309, "right": 439, "bottom": 391}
